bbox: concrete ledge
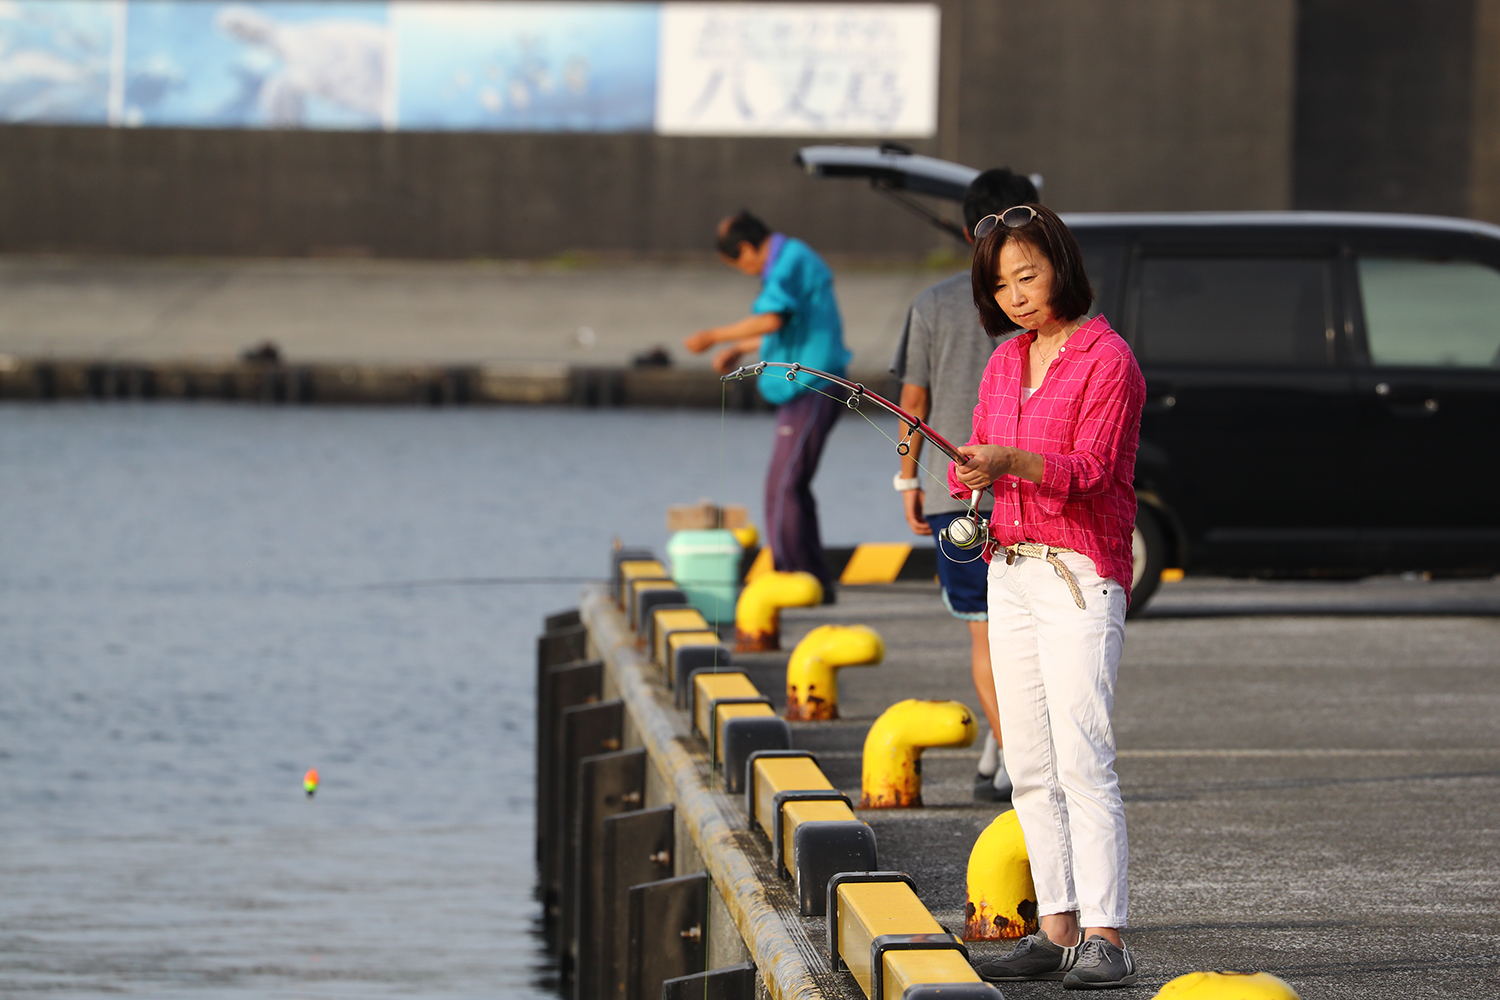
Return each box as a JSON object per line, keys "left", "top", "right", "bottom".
{"left": 477, "top": 362, "right": 573, "bottom": 404}
{"left": 580, "top": 586, "right": 836, "bottom": 1000}
{"left": 0, "top": 356, "right": 900, "bottom": 409}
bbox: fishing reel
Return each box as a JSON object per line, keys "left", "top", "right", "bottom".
{"left": 941, "top": 511, "right": 989, "bottom": 550}
{"left": 939, "top": 489, "right": 990, "bottom": 552}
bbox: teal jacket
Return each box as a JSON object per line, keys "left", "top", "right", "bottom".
{"left": 752, "top": 234, "right": 851, "bottom": 406}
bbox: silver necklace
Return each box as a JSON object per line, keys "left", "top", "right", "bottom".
{"left": 1034, "top": 321, "right": 1082, "bottom": 367}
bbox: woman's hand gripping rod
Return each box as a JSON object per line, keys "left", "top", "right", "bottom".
{"left": 721, "top": 361, "right": 990, "bottom": 550}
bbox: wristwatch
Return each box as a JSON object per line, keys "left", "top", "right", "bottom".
{"left": 893, "top": 473, "right": 922, "bottom": 492}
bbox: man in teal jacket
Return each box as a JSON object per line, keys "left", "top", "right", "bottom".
{"left": 684, "top": 210, "right": 851, "bottom": 596}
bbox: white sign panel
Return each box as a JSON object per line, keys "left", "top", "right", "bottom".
{"left": 655, "top": 2, "right": 938, "bottom": 136}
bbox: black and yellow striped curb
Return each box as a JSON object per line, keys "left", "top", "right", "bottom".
{"left": 744, "top": 544, "right": 939, "bottom": 586}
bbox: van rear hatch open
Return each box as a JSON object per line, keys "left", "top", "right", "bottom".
{"left": 795, "top": 143, "right": 1025, "bottom": 240}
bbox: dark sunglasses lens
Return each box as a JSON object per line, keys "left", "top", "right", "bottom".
{"left": 1001, "top": 206, "right": 1035, "bottom": 228}
{"left": 974, "top": 207, "right": 1035, "bottom": 240}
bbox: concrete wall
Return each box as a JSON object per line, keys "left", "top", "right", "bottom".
{"left": 1293, "top": 0, "right": 1477, "bottom": 217}
{"left": 1469, "top": 0, "right": 1500, "bottom": 222}
{"left": 11, "top": 0, "right": 1475, "bottom": 261}
{"left": 947, "top": 0, "right": 1297, "bottom": 213}
{"left": 0, "top": 126, "right": 949, "bottom": 258}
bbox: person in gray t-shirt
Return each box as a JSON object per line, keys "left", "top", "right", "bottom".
{"left": 889, "top": 168, "right": 1038, "bottom": 800}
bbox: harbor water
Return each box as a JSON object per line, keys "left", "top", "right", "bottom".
{"left": 0, "top": 402, "right": 910, "bottom": 998}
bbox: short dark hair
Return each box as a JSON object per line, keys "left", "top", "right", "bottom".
{"left": 962, "top": 168, "right": 1040, "bottom": 235}
{"left": 970, "top": 203, "right": 1094, "bottom": 337}
{"left": 716, "top": 210, "right": 770, "bottom": 258}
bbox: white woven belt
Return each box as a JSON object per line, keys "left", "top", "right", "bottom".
{"left": 1002, "top": 543, "right": 1085, "bottom": 610}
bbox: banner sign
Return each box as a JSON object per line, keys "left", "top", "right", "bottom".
{"left": 124, "top": 0, "right": 392, "bottom": 129}
{"left": 656, "top": 3, "right": 938, "bottom": 137}
{"left": 0, "top": 0, "right": 937, "bottom": 135}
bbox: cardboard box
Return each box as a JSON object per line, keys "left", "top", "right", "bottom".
{"left": 667, "top": 501, "right": 748, "bottom": 532}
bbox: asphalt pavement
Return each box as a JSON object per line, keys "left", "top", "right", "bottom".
{"left": 752, "top": 574, "right": 1500, "bottom": 999}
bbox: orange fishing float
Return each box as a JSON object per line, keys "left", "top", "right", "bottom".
{"left": 304, "top": 768, "right": 319, "bottom": 798}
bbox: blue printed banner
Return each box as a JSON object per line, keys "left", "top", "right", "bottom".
{"left": 0, "top": 0, "right": 118, "bottom": 125}
{"left": 124, "top": 1, "right": 390, "bottom": 129}
{"left": 394, "top": 2, "right": 658, "bottom": 132}
{"left": 0, "top": 0, "right": 936, "bottom": 136}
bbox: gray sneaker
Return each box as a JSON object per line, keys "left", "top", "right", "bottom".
{"left": 1062, "top": 935, "right": 1137, "bottom": 989}
{"left": 974, "top": 929, "right": 1078, "bottom": 981}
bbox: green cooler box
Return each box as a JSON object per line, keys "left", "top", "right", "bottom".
{"left": 667, "top": 529, "right": 742, "bottom": 625}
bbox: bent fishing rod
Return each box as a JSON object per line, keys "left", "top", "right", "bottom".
{"left": 721, "top": 361, "right": 991, "bottom": 550}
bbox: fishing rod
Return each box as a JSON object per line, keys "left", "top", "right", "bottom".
{"left": 721, "top": 361, "right": 991, "bottom": 550}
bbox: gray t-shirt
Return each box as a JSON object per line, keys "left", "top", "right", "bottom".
{"left": 890, "top": 271, "right": 1014, "bottom": 515}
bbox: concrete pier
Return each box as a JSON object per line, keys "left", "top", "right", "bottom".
{"left": 563, "top": 570, "right": 1500, "bottom": 999}
{"left": 0, "top": 255, "right": 945, "bottom": 405}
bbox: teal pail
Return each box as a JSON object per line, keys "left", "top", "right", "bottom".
{"left": 667, "top": 529, "right": 741, "bottom": 625}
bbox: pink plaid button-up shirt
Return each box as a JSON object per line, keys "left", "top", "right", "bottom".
{"left": 947, "top": 314, "right": 1146, "bottom": 596}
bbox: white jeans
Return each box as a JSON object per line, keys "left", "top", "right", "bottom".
{"left": 987, "top": 548, "right": 1129, "bottom": 928}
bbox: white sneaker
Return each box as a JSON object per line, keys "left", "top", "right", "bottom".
{"left": 990, "top": 759, "right": 1013, "bottom": 800}
{"left": 977, "top": 730, "right": 999, "bottom": 776}
{"left": 973, "top": 742, "right": 1012, "bottom": 801}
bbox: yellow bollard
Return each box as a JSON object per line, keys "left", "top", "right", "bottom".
{"left": 742, "top": 546, "right": 773, "bottom": 584}
{"left": 964, "top": 809, "right": 1038, "bottom": 940}
{"left": 784, "top": 624, "right": 885, "bottom": 721}
{"left": 734, "top": 571, "right": 822, "bottom": 652}
{"left": 1153, "top": 972, "right": 1301, "bottom": 999}
{"left": 859, "top": 699, "right": 977, "bottom": 808}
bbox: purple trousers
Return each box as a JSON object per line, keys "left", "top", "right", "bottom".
{"left": 765, "top": 390, "right": 841, "bottom": 590}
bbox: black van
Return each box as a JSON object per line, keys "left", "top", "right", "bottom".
{"left": 798, "top": 147, "right": 1500, "bottom": 610}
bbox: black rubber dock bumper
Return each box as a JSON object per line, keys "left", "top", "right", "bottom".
{"left": 539, "top": 569, "right": 1009, "bottom": 1000}
{"left": 794, "top": 821, "right": 878, "bottom": 916}
{"left": 662, "top": 961, "right": 756, "bottom": 1000}
{"left": 720, "top": 716, "right": 792, "bottom": 795}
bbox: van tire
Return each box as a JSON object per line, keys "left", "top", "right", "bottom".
{"left": 1128, "top": 507, "right": 1168, "bottom": 617}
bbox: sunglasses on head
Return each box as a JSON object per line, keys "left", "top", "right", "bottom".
{"left": 972, "top": 205, "right": 1038, "bottom": 240}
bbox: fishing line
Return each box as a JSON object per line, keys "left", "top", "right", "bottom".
{"left": 705, "top": 380, "right": 734, "bottom": 796}
{"left": 720, "top": 378, "right": 731, "bottom": 534}
{"left": 785, "top": 372, "right": 951, "bottom": 489}
{"left": 345, "top": 576, "right": 605, "bottom": 591}
{"left": 778, "top": 370, "right": 990, "bottom": 563}
{"left": 727, "top": 362, "right": 995, "bottom": 563}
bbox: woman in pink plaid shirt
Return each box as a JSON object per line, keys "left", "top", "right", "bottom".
{"left": 947, "top": 204, "right": 1146, "bottom": 989}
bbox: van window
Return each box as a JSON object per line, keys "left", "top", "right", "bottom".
{"left": 1136, "top": 257, "right": 1332, "bottom": 367}
{"left": 1357, "top": 257, "right": 1500, "bottom": 367}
